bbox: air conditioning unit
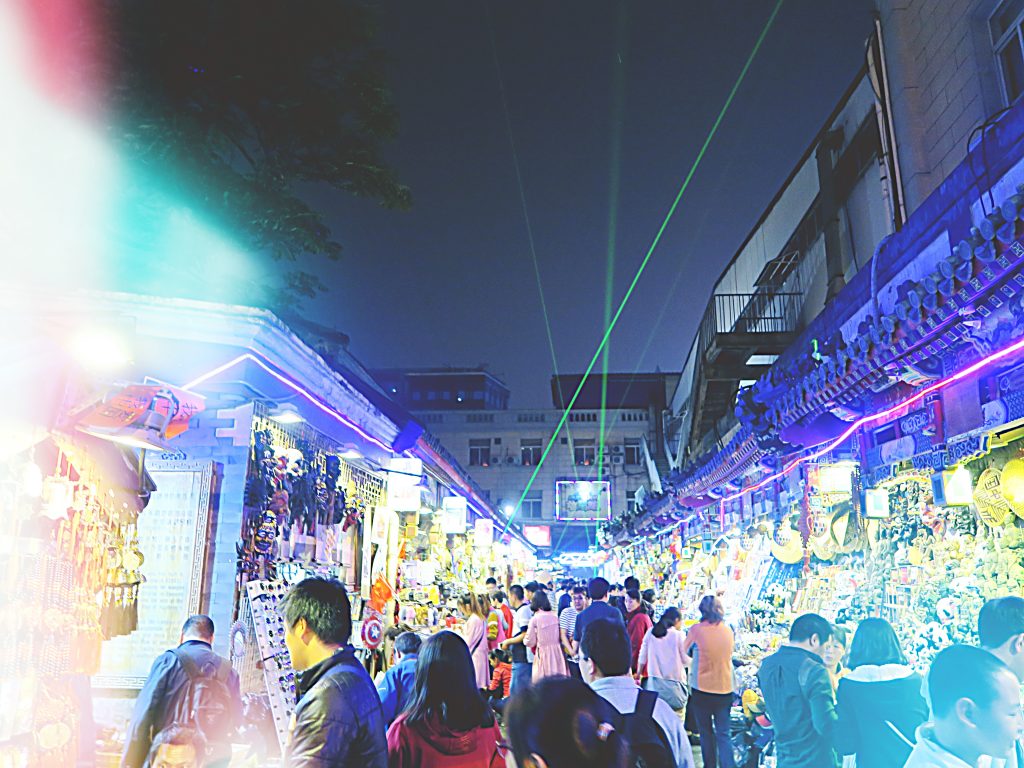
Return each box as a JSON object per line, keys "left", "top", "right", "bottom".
{"left": 612, "top": 455, "right": 625, "bottom": 466}
{"left": 611, "top": 445, "right": 625, "bottom": 456}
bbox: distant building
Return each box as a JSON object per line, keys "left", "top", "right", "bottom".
{"left": 412, "top": 373, "right": 675, "bottom": 554}
{"left": 371, "top": 367, "right": 511, "bottom": 411}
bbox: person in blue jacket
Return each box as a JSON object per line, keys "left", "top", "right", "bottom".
{"left": 377, "top": 631, "right": 422, "bottom": 725}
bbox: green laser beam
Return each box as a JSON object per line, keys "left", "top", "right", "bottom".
{"left": 503, "top": 0, "right": 784, "bottom": 534}
{"left": 485, "top": 1, "right": 580, "bottom": 489}
{"left": 594, "top": 0, "right": 629, "bottom": 552}
{"left": 597, "top": 151, "right": 738, "bottom": 448}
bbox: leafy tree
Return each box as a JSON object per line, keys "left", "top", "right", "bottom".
{"left": 101, "top": 0, "right": 410, "bottom": 306}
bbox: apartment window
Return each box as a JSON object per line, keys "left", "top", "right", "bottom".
{"left": 574, "top": 438, "right": 596, "bottom": 466}
{"left": 472, "top": 390, "right": 484, "bottom": 400}
{"left": 426, "top": 390, "right": 437, "bottom": 401}
{"left": 992, "top": 0, "right": 1024, "bottom": 103}
{"left": 411, "top": 390, "right": 422, "bottom": 401}
{"left": 521, "top": 438, "right": 543, "bottom": 466}
{"left": 522, "top": 491, "right": 544, "bottom": 520}
{"left": 441, "top": 391, "right": 452, "bottom": 401}
{"left": 469, "top": 439, "right": 492, "bottom": 467}
{"left": 624, "top": 437, "right": 642, "bottom": 466}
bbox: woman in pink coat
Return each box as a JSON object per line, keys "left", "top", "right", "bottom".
{"left": 458, "top": 592, "right": 490, "bottom": 690}
{"left": 525, "top": 590, "right": 568, "bottom": 682}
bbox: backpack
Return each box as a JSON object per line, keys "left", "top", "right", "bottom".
{"left": 620, "top": 689, "right": 676, "bottom": 768}
{"left": 170, "top": 648, "right": 235, "bottom": 751}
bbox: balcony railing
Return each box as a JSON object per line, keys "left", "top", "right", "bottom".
{"left": 697, "top": 291, "right": 802, "bottom": 359}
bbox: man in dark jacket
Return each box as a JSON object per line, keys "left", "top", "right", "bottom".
{"left": 122, "top": 615, "right": 242, "bottom": 768}
{"left": 377, "top": 631, "right": 421, "bottom": 725}
{"left": 757, "top": 613, "right": 838, "bottom": 768}
{"left": 282, "top": 577, "right": 387, "bottom": 768}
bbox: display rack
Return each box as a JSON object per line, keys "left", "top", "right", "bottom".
{"left": 242, "top": 580, "right": 296, "bottom": 754}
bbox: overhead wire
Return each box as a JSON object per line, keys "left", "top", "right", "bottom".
{"left": 503, "top": 0, "right": 786, "bottom": 534}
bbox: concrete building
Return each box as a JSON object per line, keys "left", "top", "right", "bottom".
{"left": 372, "top": 366, "right": 511, "bottom": 411}
{"left": 875, "top": 0, "right": 1017, "bottom": 216}
{"left": 666, "top": 67, "right": 894, "bottom": 471}
{"left": 415, "top": 373, "right": 676, "bottom": 554}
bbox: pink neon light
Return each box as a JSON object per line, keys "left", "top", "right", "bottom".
{"left": 181, "top": 352, "right": 394, "bottom": 453}
{"left": 717, "top": 334, "right": 1024, "bottom": 505}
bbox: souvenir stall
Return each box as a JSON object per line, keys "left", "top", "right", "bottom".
{"left": 230, "top": 403, "right": 392, "bottom": 757}
{"left": 0, "top": 427, "right": 159, "bottom": 767}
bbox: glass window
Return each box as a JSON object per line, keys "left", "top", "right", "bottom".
{"left": 991, "top": 1, "right": 1024, "bottom": 103}
{"left": 522, "top": 491, "right": 544, "bottom": 520}
{"left": 521, "top": 438, "right": 543, "bottom": 466}
{"left": 624, "top": 437, "right": 642, "bottom": 466}
{"left": 472, "top": 390, "right": 484, "bottom": 400}
{"left": 574, "top": 438, "right": 596, "bottom": 466}
{"left": 441, "top": 391, "right": 452, "bottom": 400}
{"left": 426, "top": 390, "right": 437, "bottom": 401}
{"left": 411, "top": 390, "right": 422, "bottom": 401}
{"left": 469, "top": 439, "right": 491, "bottom": 467}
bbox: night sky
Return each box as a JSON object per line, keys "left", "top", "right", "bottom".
{"left": 308, "top": 0, "right": 874, "bottom": 407}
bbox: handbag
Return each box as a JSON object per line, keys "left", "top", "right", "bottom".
{"left": 643, "top": 676, "right": 689, "bottom": 711}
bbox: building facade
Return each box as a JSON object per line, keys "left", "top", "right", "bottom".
{"left": 415, "top": 373, "right": 676, "bottom": 554}
{"left": 372, "top": 367, "right": 512, "bottom": 411}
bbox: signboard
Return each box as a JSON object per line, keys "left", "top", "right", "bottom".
{"left": 75, "top": 382, "right": 205, "bottom": 439}
{"left": 555, "top": 480, "right": 611, "bottom": 521}
{"left": 387, "top": 458, "right": 424, "bottom": 513}
{"left": 94, "top": 459, "right": 213, "bottom": 689}
{"left": 474, "top": 517, "right": 494, "bottom": 549}
{"left": 441, "top": 495, "right": 468, "bottom": 534}
{"left": 523, "top": 525, "right": 551, "bottom": 547}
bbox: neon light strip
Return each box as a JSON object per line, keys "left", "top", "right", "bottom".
{"left": 716, "top": 334, "right": 1024, "bottom": 505}
{"left": 181, "top": 352, "right": 394, "bottom": 453}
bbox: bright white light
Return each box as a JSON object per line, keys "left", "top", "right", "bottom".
{"left": 269, "top": 403, "right": 305, "bottom": 424}
{"left": 578, "top": 482, "right": 592, "bottom": 501}
{"left": 340, "top": 448, "right": 363, "bottom": 460}
{"left": 503, "top": 504, "right": 514, "bottom": 516}
{"left": 70, "top": 328, "right": 131, "bottom": 371}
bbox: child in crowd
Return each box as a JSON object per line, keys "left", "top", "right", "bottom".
{"left": 488, "top": 648, "right": 512, "bottom": 701}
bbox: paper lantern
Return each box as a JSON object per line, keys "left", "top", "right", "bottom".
{"left": 1001, "top": 459, "right": 1024, "bottom": 517}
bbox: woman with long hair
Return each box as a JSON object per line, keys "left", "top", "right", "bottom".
{"left": 457, "top": 593, "right": 490, "bottom": 690}
{"left": 525, "top": 590, "right": 569, "bottom": 682}
{"left": 835, "top": 618, "right": 928, "bottom": 768}
{"left": 683, "top": 595, "right": 735, "bottom": 768}
{"left": 386, "top": 631, "right": 504, "bottom": 768}
{"left": 624, "top": 589, "right": 653, "bottom": 676}
{"left": 505, "top": 677, "right": 629, "bottom": 768}
{"left": 638, "top": 606, "right": 690, "bottom": 712}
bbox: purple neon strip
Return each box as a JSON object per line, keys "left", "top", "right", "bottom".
{"left": 717, "top": 334, "right": 1024, "bottom": 504}
{"left": 181, "top": 352, "right": 394, "bottom": 453}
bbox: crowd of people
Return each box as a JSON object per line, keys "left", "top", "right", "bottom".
{"left": 119, "top": 575, "right": 1024, "bottom": 768}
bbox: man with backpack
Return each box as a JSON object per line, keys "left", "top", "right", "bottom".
{"left": 580, "top": 618, "right": 695, "bottom": 768}
{"left": 122, "top": 615, "right": 242, "bottom": 768}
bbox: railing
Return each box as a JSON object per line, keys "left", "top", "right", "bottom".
{"left": 697, "top": 291, "right": 803, "bottom": 358}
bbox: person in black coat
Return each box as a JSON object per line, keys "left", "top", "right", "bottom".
{"left": 282, "top": 578, "right": 387, "bottom": 768}
{"left": 834, "top": 618, "right": 928, "bottom": 768}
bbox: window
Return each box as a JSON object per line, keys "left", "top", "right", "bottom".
{"left": 521, "top": 438, "right": 543, "bottom": 466}
{"left": 441, "top": 391, "right": 452, "bottom": 401}
{"left": 992, "top": 0, "right": 1024, "bottom": 103}
{"left": 411, "top": 390, "right": 422, "bottom": 401}
{"left": 627, "top": 498, "right": 637, "bottom": 514}
{"left": 522, "top": 491, "right": 544, "bottom": 520}
{"left": 426, "top": 390, "right": 437, "bottom": 401}
{"left": 624, "top": 437, "right": 642, "bottom": 466}
{"left": 469, "top": 439, "right": 491, "bottom": 467}
{"left": 472, "top": 390, "right": 484, "bottom": 400}
{"left": 574, "top": 438, "right": 596, "bottom": 466}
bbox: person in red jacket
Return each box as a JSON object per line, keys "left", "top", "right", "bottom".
{"left": 487, "top": 649, "right": 512, "bottom": 700}
{"left": 624, "top": 589, "right": 653, "bottom": 677}
{"left": 386, "top": 631, "right": 504, "bottom": 768}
